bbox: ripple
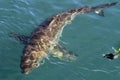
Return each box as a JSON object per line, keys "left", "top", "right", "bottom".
{"left": 72, "top": 0, "right": 82, "bottom": 5}
{"left": 92, "top": 69, "right": 109, "bottom": 74}
{"left": 19, "top": 0, "right": 29, "bottom": 5}
{"left": 0, "top": 0, "right": 120, "bottom": 80}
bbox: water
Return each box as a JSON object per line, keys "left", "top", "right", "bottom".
{"left": 0, "top": 0, "right": 120, "bottom": 80}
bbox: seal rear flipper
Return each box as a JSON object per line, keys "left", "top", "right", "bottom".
{"left": 51, "top": 44, "right": 77, "bottom": 62}
{"left": 9, "top": 33, "right": 30, "bottom": 44}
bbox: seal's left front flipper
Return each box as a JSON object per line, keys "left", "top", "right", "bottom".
{"left": 9, "top": 33, "right": 30, "bottom": 44}
{"left": 51, "top": 44, "right": 77, "bottom": 62}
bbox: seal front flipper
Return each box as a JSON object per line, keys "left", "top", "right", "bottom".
{"left": 51, "top": 44, "right": 77, "bottom": 62}
{"left": 9, "top": 33, "right": 30, "bottom": 44}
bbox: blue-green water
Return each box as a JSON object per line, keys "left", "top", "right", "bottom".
{"left": 0, "top": 0, "right": 120, "bottom": 80}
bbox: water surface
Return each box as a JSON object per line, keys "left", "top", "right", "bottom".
{"left": 0, "top": 0, "right": 120, "bottom": 80}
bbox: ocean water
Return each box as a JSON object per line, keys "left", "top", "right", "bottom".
{"left": 0, "top": 0, "right": 120, "bottom": 80}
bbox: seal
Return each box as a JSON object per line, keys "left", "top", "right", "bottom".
{"left": 10, "top": 2, "right": 117, "bottom": 74}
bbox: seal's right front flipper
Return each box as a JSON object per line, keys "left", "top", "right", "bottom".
{"left": 9, "top": 33, "right": 29, "bottom": 44}
{"left": 51, "top": 44, "right": 77, "bottom": 62}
